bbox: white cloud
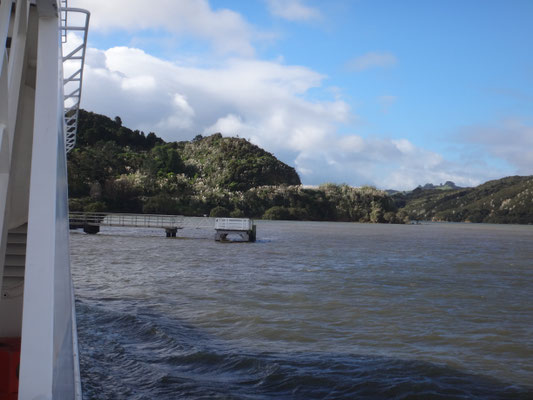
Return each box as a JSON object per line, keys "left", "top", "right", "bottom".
{"left": 71, "top": 0, "right": 256, "bottom": 56}
{"left": 206, "top": 114, "right": 247, "bottom": 136}
{"left": 293, "top": 135, "right": 491, "bottom": 190}
{"left": 81, "top": 45, "right": 346, "bottom": 146}
{"left": 266, "top": 0, "right": 322, "bottom": 21}
{"left": 78, "top": 44, "right": 504, "bottom": 190}
{"left": 347, "top": 52, "right": 398, "bottom": 71}
{"left": 67, "top": 1, "right": 510, "bottom": 191}
{"left": 462, "top": 119, "right": 533, "bottom": 175}
{"left": 121, "top": 75, "right": 156, "bottom": 91}
{"left": 154, "top": 94, "right": 196, "bottom": 131}
{"left": 173, "top": 94, "right": 195, "bottom": 118}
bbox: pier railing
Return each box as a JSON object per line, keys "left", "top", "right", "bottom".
{"left": 215, "top": 218, "right": 253, "bottom": 231}
{"left": 69, "top": 212, "right": 185, "bottom": 229}
{"left": 69, "top": 213, "right": 255, "bottom": 241}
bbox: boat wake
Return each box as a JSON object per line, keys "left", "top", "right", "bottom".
{"left": 76, "top": 299, "right": 532, "bottom": 400}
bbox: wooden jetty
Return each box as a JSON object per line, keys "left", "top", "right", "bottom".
{"left": 69, "top": 212, "right": 256, "bottom": 241}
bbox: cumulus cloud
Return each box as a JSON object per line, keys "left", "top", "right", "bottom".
{"left": 72, "top": 0, "right": 256, "bottom": 56}
{"left": 81, "top": 45, "right": 347, "bottom": 146}
{"left": 266, "top": 0, "right": 322, "bottom": 21}
{"left": 293, "top": 134, "right": 491, "bottom": 190}
{"left": 461, "top": 119, "right": 533, "bottom": 175}
{"left": 77, "top": 44, "right": 502, "bottom": 190}
{"left": 347, "top": 51, "right": 398, "bottom": 71}
{"left": 67, "top": 1, "right": 507, "bottom": 190}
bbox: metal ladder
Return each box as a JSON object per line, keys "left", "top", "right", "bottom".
{"left": 60, "top": 3, "right": 90, "bottom": 153}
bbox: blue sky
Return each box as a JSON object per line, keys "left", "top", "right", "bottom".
{"left": 71, "top": 0, "right": 533, "bottom": 190}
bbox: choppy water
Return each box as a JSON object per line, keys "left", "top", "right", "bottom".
{"left": 70, "top": 221, "right": 533, "bottom": 399}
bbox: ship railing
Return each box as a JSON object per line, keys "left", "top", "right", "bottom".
{"left": 60, "top": 0, "right": 68, "bottom": 43}
{"left": 60, "top": 4, "right": 89, "bottom": 153}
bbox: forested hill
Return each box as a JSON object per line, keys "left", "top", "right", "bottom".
{"left": 67, "top": 110, "right": 401, "bottom": 222}
{"left": 393, "top": 175, "right": 533, "bottom": 224}
{"left": 72, "top": 109, "right": 301, "bottom": 190}
{"left": 68, "top": 110, "right": 532, "bottom": 224}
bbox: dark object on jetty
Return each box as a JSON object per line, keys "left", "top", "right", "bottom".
{"left": 69, "top": 213, "right": 104, "bottom": 234}
{"left": 165, "top": 228, "right": 178, "bottom": 237}
{"left": 83, "top": 225, "right": 100, "bottom": 234}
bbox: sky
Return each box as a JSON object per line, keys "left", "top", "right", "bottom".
{"left": 69, "top": 0, "right": 533, "bottom": 190}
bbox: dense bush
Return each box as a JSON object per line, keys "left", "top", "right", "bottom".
{"left": 68, "top": 110, "right": 407, "bottom": 223}
{"left": 210, "top": 206, "right": 230, "bottom": 217}
{"left": 143, "top": 194, "right": 180, "bottom": 215}
{"left": 263, "top": 206, "right": 291, "bottom": 220}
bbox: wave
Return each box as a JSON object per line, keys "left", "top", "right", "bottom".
{"left": 76, "top": 300, "right": 532, "bottom": 400}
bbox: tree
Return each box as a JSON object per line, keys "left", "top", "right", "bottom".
{"left": 166, "top": 149, "right": 184, "bottom": 174}
{"left": 143, "top": 193, "right": 179, "bottom": 214}
{"left": 146, "top": 132, "right": 161, "bottom": 148}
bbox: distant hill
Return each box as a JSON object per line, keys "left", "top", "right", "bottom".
{"left": 393, "top": 176, "right": 533, "bottom": 224}
{"left": 386, "top": 181, "right": 461, "bottom": 196}
{"left": 418, "top": 181, "right": 462, "bottom": 191}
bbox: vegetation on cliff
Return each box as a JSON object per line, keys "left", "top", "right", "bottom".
{"left": 68, "top": 110, "right": 402, "bottom": 222}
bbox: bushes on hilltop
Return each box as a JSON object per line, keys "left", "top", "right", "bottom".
{"left": 68, "top": 110, "right": 533, "bottom": 224}
{"left": 67, "top": 109, "right": 406, "bottom": 223}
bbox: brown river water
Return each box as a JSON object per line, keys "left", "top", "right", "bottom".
{"left": 70, "top": 221, "right": 533, "bottom": 399}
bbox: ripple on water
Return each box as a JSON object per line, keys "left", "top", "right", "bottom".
{"left": 71, "top": 221, "right": 533, "bottom": 399}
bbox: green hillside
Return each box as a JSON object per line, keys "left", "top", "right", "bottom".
{"left": 394, "top": 176, "right": 533, "bottom": 224}
{"left": 69, "top": 110, "right": 532, "bottom": 224}
{"left": 67, "top": 110, "right": 401, "bottom": 222}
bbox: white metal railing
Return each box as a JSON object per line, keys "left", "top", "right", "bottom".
{"left": 178, "top": 216, "right": 215, "bottom": 229}
{"left": 215, "top": 218, "right": 253, "bottom": 231}
{"left": 69, "top": 212, "right": 185, "bottom": 229}
{"left": 61, "top": 6, "right": 89, "bottom": 153}
{"left": 69, "top": 213, "right": 241, "bottom": 230}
